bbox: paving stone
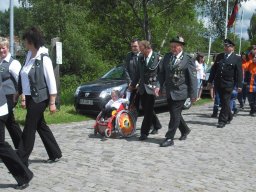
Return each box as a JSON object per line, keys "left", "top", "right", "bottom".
{"left": 1, "top": 102, "right": 256, "bottom": 191}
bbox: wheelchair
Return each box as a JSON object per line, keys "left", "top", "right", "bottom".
{"left": 93, "top": 103, "right": 137, "bottom": 138}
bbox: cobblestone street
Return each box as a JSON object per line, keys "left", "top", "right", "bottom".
{"left": 1, "top": 102, "right": 256, "bottom": 192}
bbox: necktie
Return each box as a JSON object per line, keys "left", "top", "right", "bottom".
{"left": 172, "top": 55, "right": 176, "bottom": 65}
{"left": 224, "top": 53, "right": 228, "bottom": 60}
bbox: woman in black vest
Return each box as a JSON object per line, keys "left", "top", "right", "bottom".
{"left": 17, "top": 27, "right": 62, "bottom": 166}
{"left": 0, "top": 37, "right": 22, "bottom": 149}
{"left": 0, "top": 73, "right": 33, "bottom": 190}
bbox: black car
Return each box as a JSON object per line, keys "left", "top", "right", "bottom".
{"left": 202, "top": 67, "right": 211, "bottom": 95}
{"left": 74, "top": 65, "right": 191, "bottom": 114}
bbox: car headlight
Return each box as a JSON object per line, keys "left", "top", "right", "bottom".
{"left": 99, "top": 86, "right": 123, "bottom": 98}
{"left": 74, "top": 86, "right": 81, "bottom": 96}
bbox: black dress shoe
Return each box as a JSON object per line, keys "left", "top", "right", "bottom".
{"left": 233, "top": 108, "right": 239, "bottom": 116}
{"left": 15, "top": 172, "right": 33, "bottom": 190}
{"left": 217, "top": 123, "right": 225, "bottom": 128}
{"left": 15, "top": 183, "right": 29, "bottom": 190}
{"left": 44, "top": 158, "right": 61, "bottom": 163}
{"left": 179, "top": 129, "right": 191, "bottom": 140}
{"left": 160, "top": 138, "right": 174, "bottom": 147}
{"left": 250, "top": 112, "right": 256, "bottom": 117}
{"left": 211, "top": 113, "right": 218, "bottom": 118}
{"left": 150, "top": 129, "right": 158, "bottom": 134}
{"left": 138, "top": 134, "right": 148, "bottom": 141}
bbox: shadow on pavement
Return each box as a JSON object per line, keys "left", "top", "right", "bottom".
{"left": 0, "top": 184, "right": 16, "bottom": 189}
{"left": 183, "top": 113, "right": 210, "bottom": 118}
{"left": 186, "top": 120, "right": 216, "bottom": 127}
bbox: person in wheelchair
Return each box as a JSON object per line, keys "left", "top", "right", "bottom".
{"left": 100, "top": 90, "right": 128, "bottom": 121}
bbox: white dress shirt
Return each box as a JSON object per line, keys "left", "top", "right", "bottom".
{"left": 174, "top": 51, "right": 183, "bottom": 65}
{"left": 0, "top": 52, "right": 21, "bottom": 83}
{"left": 145, "top": 51, "right": 153, "bottom": 65}
{"left": 20, "top": 46, "right": 57, "bottom": 95}
{"left": 0, "top": 103, "right": 8, "bottom": 116}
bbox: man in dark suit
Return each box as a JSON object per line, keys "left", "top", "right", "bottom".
{"left": 124, "top": 39, "right": 161, "bottom": 134}
{"left": 123, "top": 39, "right": 141, "bottom": 112}
{"left": 158, "top": 36, "right": 197, "bottom": 147}
{"left": 208, "top": 39, "right": 242, "bottom": 128}
{"left": 129, "top": 40, "right": 162, "bottom": 140}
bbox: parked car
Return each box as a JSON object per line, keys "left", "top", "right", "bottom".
{"left": 74, "top": 65, "right": 192, "bottom": 115}
{"left": 202, "top": 67, "right": 211, "bottom": 95}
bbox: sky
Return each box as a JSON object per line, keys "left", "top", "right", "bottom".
{"left": 0, "top": 0, "right": 20, "bottom": 12}
{"left": 235, "top": 0, "right": 256, "bottom": 39}
{"left": 1, "top": 0, "right": 256, "bottom": 40}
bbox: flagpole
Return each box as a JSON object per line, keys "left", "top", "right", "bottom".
{"left": 207, "top": 36, "right": 212, "bottom": 65}
{"left": 225, "top": 0, "right": 229, "bottom": 39}
{"left": 239, "top": 9, "right": 243, "bottom": 55}
{"left": 9, "top": 0, "right": 14, "bottom": 56}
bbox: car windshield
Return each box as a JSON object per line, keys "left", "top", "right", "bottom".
{"left": 101, "top": 66, "right": 125, "bottom": 80}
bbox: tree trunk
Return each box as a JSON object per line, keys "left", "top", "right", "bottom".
{"left": 142, "top": 0, "right": 151, "bottom": 41}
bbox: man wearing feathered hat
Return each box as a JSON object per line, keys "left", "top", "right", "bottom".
{"left": 158, "top": 36, "right": 197, "bottom": 147}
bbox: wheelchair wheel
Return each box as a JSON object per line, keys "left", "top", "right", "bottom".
{"left": 104, "top": 128, "right": 112, "bottom": 138}
{"left": 115, "top": 110, "right": 136, "bottom": 137}
{"left": 94, "top": 129, "right": 98, "bottom": 136}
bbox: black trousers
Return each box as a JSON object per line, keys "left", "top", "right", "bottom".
{"left": 5, "top": 94, "right": 22, "bottom": 149}
{"left": 247, "top": 92, "right": 256, "bottom": 114}
{"left": 140, "top": 92, "right": 161, "bottom": 135}
{"left": 217, "top": 87, "right": 233, "bottom": 124}
{"left": 17, "top": 96, "right": 62, "bottom": 166}
{"left": 129, "top": 90, "right": 140, "bottom": 112}
{"left": 165, "top": 97, "right": 190, "bottom": 139}
{"left": 0, "top": 115, "right": 33, "bottom": 185}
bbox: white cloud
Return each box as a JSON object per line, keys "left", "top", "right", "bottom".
{"left": 235, "top": 0, "right": 256, "bottom": 39}
{"left": 0, "top": 0, "right": 20, "bottom": 12}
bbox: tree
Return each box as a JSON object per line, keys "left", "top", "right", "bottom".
{"left": 248, "top": 13, "right": 256, "bottom": 45}
{"left": 17, "top": 0, "right": 209, "bottom": 77}
{"left": 0, "top": 7, "right": 32, "bottom": 37}
{"left": 86, "top": 0, "right": 209, "bottom": 56}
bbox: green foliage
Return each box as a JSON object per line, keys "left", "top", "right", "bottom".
{"left": 14, "top": 104, "right": 91, "bottom": 125}
{"left": 0, "top": 7, "right": 33, "bottom": 36}
{"left": 248, "top": 13, "right": 256, "bottom": 45}
{"left": 3, "top": 0, "right": 252, "bottom": 107}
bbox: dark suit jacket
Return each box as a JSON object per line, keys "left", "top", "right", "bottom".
{"left": 131, "top": 51, "right": 161, "bottom": 95}
{"left": 123, "top": 52, "right": 140, "bottom": 84}
{"left": 158, "top": 52, "right": 197, "bottom": 100}
{"left": 208, "top": 52, "right": 242, "bottom": 89}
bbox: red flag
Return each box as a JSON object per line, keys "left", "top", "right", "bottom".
{"left": 227, "top": 0, "right": 239, "bottom": 28}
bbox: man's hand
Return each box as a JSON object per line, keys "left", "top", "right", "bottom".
{"left": 191, "top": 98, "right": 197, "bottom": 103}
{"left": 21, "top": 100, "right": 26, "bottom": 109}
{"left": 154, "top": 87, "right": 160, "bottom": 97}
{"left": 128, "top": 85, "right": 135, "bottom": 91}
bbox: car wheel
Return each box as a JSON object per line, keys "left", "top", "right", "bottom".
{"left": 183, "top": 98, "right": 192, "bottom": 110}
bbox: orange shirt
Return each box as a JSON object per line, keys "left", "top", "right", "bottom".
{"left": 242, "top": 59, "right": 256, "bottom": 92}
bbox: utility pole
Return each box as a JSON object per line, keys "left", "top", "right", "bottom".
{"left": 10, "top": 0, "right": 14, "bottom": 56}
{"left": 225, "top": 0, "right": 229, "bottom": 39}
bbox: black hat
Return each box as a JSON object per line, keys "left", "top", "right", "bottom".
{"left": 224, "top": 39, "right": 235, "bottom": 47}
{"left": 170, "top": 36, "right": 185, "bottom": 45}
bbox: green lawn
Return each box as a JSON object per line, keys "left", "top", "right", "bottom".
{"left": 193, "top": 98, "right": 213, "bottom": 106}
{"left": 13, "top": 98, "right": 212, "bottom": 125}
{"left": 14, "top": 105, "right": 92, "bottom": 125}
